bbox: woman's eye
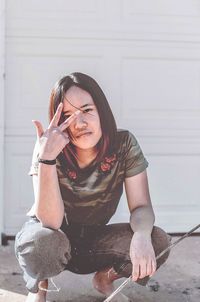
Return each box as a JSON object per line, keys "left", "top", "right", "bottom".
{"left": 83, "top": 108, "right": 93, "bottom": 114}
{"left": 64, "top": 115, "right": 71, "bottom": 119}
{"left": 63, "top": 108, "right": 93, "bottom": 119}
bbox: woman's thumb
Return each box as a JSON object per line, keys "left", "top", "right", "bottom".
{"left": 32, "top": 120, "right": 44, "bottom": 138}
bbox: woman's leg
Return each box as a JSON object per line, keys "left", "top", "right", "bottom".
{"left": 15, "top": 218, "right": 72, "bottom": 297}
{"left": 91, "top": 224, "right": 171, "bottom": 300}
{"left": 93, "top": 266, "right": 131, "bottom": 302}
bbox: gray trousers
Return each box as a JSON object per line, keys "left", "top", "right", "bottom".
{"left": 15, "top": 217, "right": 171, "bottom": 293}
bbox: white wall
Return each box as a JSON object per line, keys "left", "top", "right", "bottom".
{"left": 0, "top": 0, "right": 5, "bottom": 245}
{"left": 2, "top": 0, "right": 200, "bottom": 236}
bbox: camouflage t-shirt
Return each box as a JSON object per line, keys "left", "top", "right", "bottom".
{"left": 27, "top": 129, "right": 148, "bottom": 225}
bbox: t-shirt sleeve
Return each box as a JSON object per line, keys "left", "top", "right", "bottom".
{"left": 124, "top": 131, "right": 148, "bottom": 178}
{"left": 28, "top": 141, "right": 40, "bottom": 176}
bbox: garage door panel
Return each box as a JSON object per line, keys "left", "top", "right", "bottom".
{"left": 6, "top": 0, "right": 111, "bottom": 39}
{"left": 154, "top": 210, "right": 200, "bottom": 233}
{"left": 5, "top": 48, "right": 105, "bottom": 136}
{"left": 148, "top": 154, "right": 200, "bottom": 232}
{"left": 6, "top": 0, "right": 200, "bottom": 40}
{"left": 148, "top": 155, "right": 200, "bottom": 206}
{"left": 111, "top": 154, "right": 200, "bottom": 233}
{"left": 121, "top": 59, "right": 200, "bottom": 111}
{"left": 4, "top": 137, "right": 35, "bottom": 234}
{"left": 6, "top": 0, "right": 106, "bottom": 27}
{"left": 123, "top": 0, "right": 200, "bottom": 17}
{"left": 120, "top": 58, "right": 200, "bottom": 133}
{"left": 122, "top": 0, "right": 200, "bottom": 39}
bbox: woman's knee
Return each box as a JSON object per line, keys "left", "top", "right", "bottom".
{"left": 113, "top": 225, "right": 171, "bottom": 279}
{"left": 15, "top": 223, "right": 71, "bottom": 277}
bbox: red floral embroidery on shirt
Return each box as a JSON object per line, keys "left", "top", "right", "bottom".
{"left": 105, "top": 153, "right": 117, "bottom": 163}
{"left": 100, "top": 153, "right": 117, "bottom": 173}
{"left": 67, "top": 170, "right": 77, "bottom": 180}
{"left": 100, "top": 162, "right": 111, "bottom": 172}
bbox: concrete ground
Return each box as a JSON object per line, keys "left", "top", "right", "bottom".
{"left": 0, "top": 236, "right": 200, "bottom": 302}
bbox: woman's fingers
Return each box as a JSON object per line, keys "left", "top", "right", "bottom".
{"left": 149, "top": 259, "right": 157, "bottom": 277}
{"left": 32, "top": 120, "right": 44, "bottom": 138}
{"left": 130, "top": 236, "right": 157, "bottom": 282}
{"left": 146, "top": 259, "right": 153, "bottom": 277}
{"left": 132, "top": 256, "right": 157, "bottom": 281}
{"left": 59, "top": 110, "right": 81, "bottom": 132}
{"left": 132, "top": 261, "right": 140, "bottom": 282}
{"left": 139, "top": 260, "right": 147, "bottom": 279}
{"left": 48, "top": 103, "right": 63, "bottom": 129}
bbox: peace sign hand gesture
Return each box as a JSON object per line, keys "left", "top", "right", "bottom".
{"left": 32, "top": 103, "right": 80, "bottom": 160}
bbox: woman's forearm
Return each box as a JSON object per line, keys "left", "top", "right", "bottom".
{"left": 35, "top": 163, "right": 64, "bottom": 229}
{"left": 31, "top": 104, "right": 79, "bottom": 229}
{"left": 130, "top": 205, "right": 155, "bottom": 237}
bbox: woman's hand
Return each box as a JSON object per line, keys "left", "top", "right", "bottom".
{"left": 130, "top": 232, "right": 156, "bottom": 282}
{"left": 32, "top": 103, "right": 80, "bottom": 160}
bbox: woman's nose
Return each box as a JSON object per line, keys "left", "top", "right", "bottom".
{"left": 74, "top": 112, "right": 87, "bottom": 129}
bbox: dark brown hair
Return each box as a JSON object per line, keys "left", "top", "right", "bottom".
{"left": 49, "top": 72, "right": 117, "bottom": 170}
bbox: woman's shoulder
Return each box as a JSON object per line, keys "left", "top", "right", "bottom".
{"left": 115, "top": 129, "right": 143, "bottom": 160}
{"left": 116, "top": 129, "right": 138, "bottom": 147}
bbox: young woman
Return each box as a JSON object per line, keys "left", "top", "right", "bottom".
{"left": 15, "top": 72, "right": 170, "bottom": 302}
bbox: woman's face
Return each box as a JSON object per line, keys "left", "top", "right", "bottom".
{"left": 62, "top": 86, "right": 102, "bottom": 151}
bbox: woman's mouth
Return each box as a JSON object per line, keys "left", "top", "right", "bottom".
{"left": 76, "top": 131, "right": 92, "bottom": 138}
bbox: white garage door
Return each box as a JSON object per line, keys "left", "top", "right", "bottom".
{"left": 3, "top": 0, "right": 200, "bottom": 235}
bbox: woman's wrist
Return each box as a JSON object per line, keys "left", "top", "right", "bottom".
{"left": 133, "top": 230, "right": 152, "bottom": 238}
{"left": 38, "top": 158, "right": 56, "bottom": 165}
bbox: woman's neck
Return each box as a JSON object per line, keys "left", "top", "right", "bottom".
{"left": 76, "top": 148, "right": 98, "bottom": 168}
